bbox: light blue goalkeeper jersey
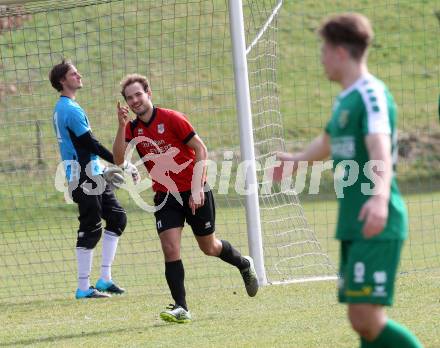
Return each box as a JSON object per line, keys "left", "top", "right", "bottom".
{"left": 52, "top": 96, "right": 103, "bottom": 181}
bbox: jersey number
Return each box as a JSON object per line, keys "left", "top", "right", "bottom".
{"left": 53, "top": 111, "right": 62, "bottom": 143}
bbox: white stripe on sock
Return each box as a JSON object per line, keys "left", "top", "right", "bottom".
{"left": 76, "top": 247, "right": 93, "bottom": 291}
{"left": 101, "top": 230, "right": 120, "bottom": 281}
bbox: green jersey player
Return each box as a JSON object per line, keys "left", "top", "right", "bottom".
{"left": 274, "top": 13, "right": 423, "bottom": 348}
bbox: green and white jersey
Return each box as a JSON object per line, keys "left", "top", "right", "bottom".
{"left": 325, "top": 73, "right": 407, "bottom": 241}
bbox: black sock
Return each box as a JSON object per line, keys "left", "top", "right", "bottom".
{"left": 218, "top": 240, "right": 250, "bottom": 270}
{"left": 165, "top": 260, "right": 187, "bottom": 311}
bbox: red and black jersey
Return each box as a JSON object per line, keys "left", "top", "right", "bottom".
{"left": 125, "top": 107, "right": 196, "bottom": 192}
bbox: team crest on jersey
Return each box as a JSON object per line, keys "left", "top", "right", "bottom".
{"left": 137, "top": 128, "right": 144, "bottom": 135}
{"left": 338, "top": 110, "right": 349, "bottom": 128}
{"left": 157, "top": 123, "right": 165, "bottom": 134}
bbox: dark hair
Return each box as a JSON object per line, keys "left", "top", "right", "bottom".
{"left": 120, "top": 73, "right": 150, "bottom": 99}
{"left": 49, "top": 59, "right": 73, "bottom": 92}
{"left": 318, "top": 13, "right": 373, "bottom": 60}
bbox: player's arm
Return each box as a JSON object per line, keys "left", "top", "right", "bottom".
{"left": 186, "top": 134, "right": 208, "bottom": 184}
{"left": 358, "top": 133, "right": 392, "bottom": 238}
{"left": 112, "top": 102, "right": 130, "bottom": 166}
{"left": 111, "top": 102, "right": 140, "bottom": 184}
{"left": 112, "top": 123, "right": 128, "bottom": 167}
{"left": 186, "top": 134, "right": 208, "bottom": 214}
{"left": 67, "top": 106, "right": 114, "bottom": 163}
{"left": 273, "top": 133, "right": 331, "bottom": 181}
{"left": 76, "top": 131, "right": 114, "bottom": 163}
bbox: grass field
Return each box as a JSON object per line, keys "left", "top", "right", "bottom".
{"left": 1, "top": 192, "right": 439, "bottom": 347}
{"left": 0, "top": 267, "right": 438, "bottom": 347}
{"left": 0, "top": 0, "right": 439, "bottom": 347}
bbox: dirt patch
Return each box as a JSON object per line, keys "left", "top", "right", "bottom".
{"left": 398, "top": 130, "right": 440, "bottom": 163}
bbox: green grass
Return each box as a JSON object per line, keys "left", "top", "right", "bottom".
{"left": 0, "top": 272, "right": 438, "bottom": 347}
{"left": 0, "top": 192, "right": 439, "bottom": 346}
{"left": 278, "top": 1, "right": 440, "bottom": 133}
{"left": 276, "top": 1, "right": 440, "bottom": 188}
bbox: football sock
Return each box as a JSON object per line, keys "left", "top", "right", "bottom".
{"left": 360, "top": 319, "right": 423, "bottom": 348}
{"left": 218, "top": 240, "right": 250, "bottom": 270}
{"left": 165, "top": 260, "right": 187, "bottom": 311}
{"left": 101, "top": 230, "right": 119, "bottom": 281}
{"left": 76, "top": 247, "right": 93, "bottom": 291}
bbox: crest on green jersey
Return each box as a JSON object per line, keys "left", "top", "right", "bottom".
{"left": 338, "top": 110, "right": 349, "bottom": 128}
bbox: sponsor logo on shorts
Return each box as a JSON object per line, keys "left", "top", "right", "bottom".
{"left": 205, "top": 221, "right": 211, "bottom": 229}
{"left": 354, "top": 262, "right": 365, "bottom": 283}
{"left": 372, "top": 285, "right": 387, "bottom": 297}
{"left": 373, "top": 271, "right": 387, "bottom": 284}
{"left": 345, "top": 286, "right": 372, "bottom": 297}
{"left": 372, "top": 271, "right": 388, "bottom": 297}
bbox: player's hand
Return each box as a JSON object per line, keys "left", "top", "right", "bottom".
{"left": 358, "top": 195, "right": 389, "bottom": 238}
{"left": 103, "top": 166, "right": 125, "bottom": 190}
{"left": 120, "top": 161, "right": 141, "bottom": 184}
{"left": 272, "top": 152, "right": 298, "bottom": 182}
{"left": 189, "top": 188, "right": 205, "bottom": 215}
{"left": 117, "top": 101, "right": 130, "bottom": 127}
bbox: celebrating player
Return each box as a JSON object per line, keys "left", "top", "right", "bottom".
{"left": 113, "top": 73, "right": 259, "bottom": 323}
{"left": 273, "top": 14, "right": 423, "bottom": 348}
{"left": 50, "top": 59, "right": 138, "bottom": 299}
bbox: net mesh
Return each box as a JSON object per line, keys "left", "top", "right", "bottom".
{"left": 1, "top": 0, "right": 439, "bottom": 304}
{"left": 0, "top": 0, "right": 335, "bottom": 303}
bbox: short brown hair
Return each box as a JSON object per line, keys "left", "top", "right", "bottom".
{"left": 49, "top": 59, "right": 73, "bottom": 92}
{"left": 318, "top": 13, "right": 373, "bottom": 60}
{"left": 120, "top": 74, "right": 150, "bottom": 99}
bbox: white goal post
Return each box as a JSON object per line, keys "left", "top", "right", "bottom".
{"left": 229, "top": 0, "right": 267, "bottom": 286}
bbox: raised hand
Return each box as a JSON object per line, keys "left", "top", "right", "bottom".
{"left": 117, "top": 101, "right": 130, "bottom": 127}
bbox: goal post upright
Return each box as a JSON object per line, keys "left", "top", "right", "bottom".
{"left": 228, "top": 0, "right": 267, "bottom": 286}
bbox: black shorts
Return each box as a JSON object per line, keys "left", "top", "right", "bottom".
{"left": 70, "top": 176, "right": 126, "bottom": 236}
{"left": 153, "top": 188, "right": 216, "bottom": 236}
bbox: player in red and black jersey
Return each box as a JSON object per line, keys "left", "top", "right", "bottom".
{"left": 113, "top": 74, "right": 259, "bottom": 323}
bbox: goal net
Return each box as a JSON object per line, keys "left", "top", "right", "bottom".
{"left": 1, "top": 0, "right": 438, "bottom": 304}
{"left": 0, "top": 0, "right": 335, "bottom": 302}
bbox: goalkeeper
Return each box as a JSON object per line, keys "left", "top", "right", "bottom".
{"left": 274, "top": 13, "right": 423, "bottom": 348}
{"left": 113, "top": 73, "right": 259, "bottom": 323}
{"left": 49, "top": 59, "right": 139, "bottom": 299}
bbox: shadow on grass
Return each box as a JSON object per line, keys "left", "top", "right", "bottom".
{"left": 0, "top": 328, "right": 133, "bottom": 347}
{"left": 0, "top": 323, "right": 174, "bottom": 347}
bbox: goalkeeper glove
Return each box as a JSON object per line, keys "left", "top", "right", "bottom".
{"left": 103, "top": 166, "right": 125, "bottom": 190}
{"left": 120, "top": 160, "right": 140, "bottom": 184}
